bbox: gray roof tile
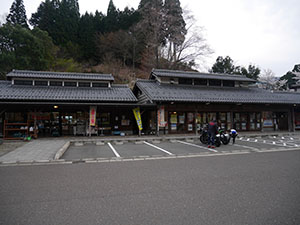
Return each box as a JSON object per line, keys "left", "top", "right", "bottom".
{"left": 0, "top": 81, "right": 137, "bottom": 102}
{"left": 7, "top": 70, "right": 114, "bottom": 81}
{"left": 136, "top": 80, "right": 300, "bottom": 104}
{"left": 151, "top": 69, "right": 256, "bottom": 82}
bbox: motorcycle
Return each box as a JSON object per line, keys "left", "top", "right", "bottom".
{"left": 218, "top": 127, "right": 231, "bottom": 145}
{"left": 199, "top": 126, "right": 221, "bottom": 147}
{"left": 199, "top": 127, "right": 230, "bottom": 147}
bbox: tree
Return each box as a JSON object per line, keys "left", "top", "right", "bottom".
{"left": 239, "top": 64, "right": 260, "bottom": 80}
{"left": 138, "top": 0, "right": 166, "bottom": 68}
{"left": 30, "top": 0, "right": 80, "bottom": 46}
{"left": 258, "top": 69, "right": 287, "bottom": 90}
{"left": 280, "top": 64, "right": 300, "bottom": 88}
{"left": 103, "top": 0, "right": 120, "bottom": 33}
{"left": 162, "top": 9, "right": 212, "bottom": 70}
{"left": 164, "top": 0, "right": 186, "bottom": 63}
{"left": 0, "top": 24, "right": 56, "bottom": 78}
{"left": 211, "top": 56, "right": 237, "bottom": 74}
{"left": 30, "top": 0, "right": 60, "bottom": 43}
{"left": 6, "top": 0, "right": 28, "bottom": 28}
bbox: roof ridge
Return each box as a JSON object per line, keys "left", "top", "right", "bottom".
{"left": 11, "top": 70, "right": 112, "bottom": 76}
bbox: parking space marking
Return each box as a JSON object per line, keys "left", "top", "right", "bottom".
{"left": 108, "top": 142, "right": 121, "bottom": 158}
{"left": 143, "top": 141, "right": 174, "bottom": 155}
{"left": 177, "top": 140, "right": 218, "bottom": 153}
{"left": 234, "top": 144, "right": 260, "bottom": 152}
{"left": 239, "top": 138, "right": 295, "bottom": 148}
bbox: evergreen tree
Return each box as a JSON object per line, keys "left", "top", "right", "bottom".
{"left": 280, "top": 64, "right": 300, "bottom": 88}
{"left": 164, "top": 0, "right": 186, "bottom": 62}
{"left": 78, "top": 12, "right": 97, "bottom": 61}
{"left": 138, "top": 0, "right": 166, "bottom": 67}
{"left": 6, "top": 0, "right": 28, "bottom": 28}
{"left": 0, "top": 24, "right": 56, "bottom": 78}
{"left": 240, "top": 64, "right": 260, "bottom": 80}
{"left": 30, "top": 0, "right": 60, "bottom": 43}
{"left": 103, "top": 0, "right": 120, "bottom": 32}
{"left": 211, "top": 56, "right": 236, "bottom": 74}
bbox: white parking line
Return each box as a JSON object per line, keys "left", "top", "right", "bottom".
{"left": 234, "top": 144, "right": 260, "bottom": 152}
{"left": 143, "top": 141, "right": 174, "bottom": 155}
{"left": 177, "top": 140, "right": 218, "bottom": 153}
{"left": 108, "top": 142, "right": 121, "bottom": 158}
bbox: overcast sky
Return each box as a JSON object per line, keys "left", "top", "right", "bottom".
{"left": 1, "top": 0, "right": 299, "bottom": 76}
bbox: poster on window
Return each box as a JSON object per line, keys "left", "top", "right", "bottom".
{"left": 170, "top": 114, "right": 177, "bottom": 124}
{"left": 187, "top": 113, "right": 194, "bottom": 123}
{"left": 262, "top": 111, "right": 273, "bottom": 127}
{"left": 179, "top": 115, "right": 185, "bottom": 124}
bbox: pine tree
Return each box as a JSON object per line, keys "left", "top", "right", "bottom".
{"left": 6, "top": 0, "right": 28, "bottom": 28}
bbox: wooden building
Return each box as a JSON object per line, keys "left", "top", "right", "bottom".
{"left": 134, "top": 69, "right": 300, "bottom": 134}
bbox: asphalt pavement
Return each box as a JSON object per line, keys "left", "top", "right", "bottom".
{"left": 1, "top": 150, "right": 300, "bottom": 225}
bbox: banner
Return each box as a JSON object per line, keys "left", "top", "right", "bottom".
{"left": 133, "top": 107, "right": 143, "bottom": 131}
{"left": 158, "top": 106, "right": 166, "bottom": 127}
{"left": 89, "top": 106, "right": 97, "bottom": 126}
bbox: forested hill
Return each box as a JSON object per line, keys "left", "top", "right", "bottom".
{"left": 1, "top": 0, "right": 211, "bottom": 84}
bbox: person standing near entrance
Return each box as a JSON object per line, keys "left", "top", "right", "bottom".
{"left": 207, "top": 119, "right": 218, "bottom": 148}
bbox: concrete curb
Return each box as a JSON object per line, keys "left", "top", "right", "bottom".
{"left": 54, "top": 141, "right": 70, "bottom": 160}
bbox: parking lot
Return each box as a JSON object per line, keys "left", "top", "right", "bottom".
{"left": 61, "top": 135, "right": 300, "bottom": 161}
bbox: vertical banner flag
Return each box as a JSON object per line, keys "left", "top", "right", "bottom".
{"left": 90, "top": 106, "right": 97, "bottom": 126}
{"left": 133, "top": 107, "right": 143, "bottom": 131}
{"left": 158, "top": 106, "right": 166, "bottom": 127}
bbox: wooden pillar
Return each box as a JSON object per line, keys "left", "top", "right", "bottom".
{"left": 34, "top": 108, "right": 37, "bottom": 138}
{"left": 194, "top": 110, "right": 198, "bottom": 135}
{"left": 156, "top": 105, "right": 159, "bottom": 136}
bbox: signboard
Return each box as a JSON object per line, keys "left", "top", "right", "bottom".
{"left": 89, "top": 106, "right": 97, "bottom": 126}
{"left": 133, "top": 107, "right": 143, "bottom": 131}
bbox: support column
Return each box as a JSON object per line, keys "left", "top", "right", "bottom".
{"left": 156, "top": 105, "right": 159, "bottom": 136}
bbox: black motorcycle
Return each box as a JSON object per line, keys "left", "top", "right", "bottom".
{"left": 200, "top": 127, "right": 230, "bottom": 147}
{"left": 199, "top": 127, "right": 221, "bottom": 147}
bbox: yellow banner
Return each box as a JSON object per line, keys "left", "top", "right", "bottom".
{"left": 133, "top": 107, "right": 143, "bottom": 131}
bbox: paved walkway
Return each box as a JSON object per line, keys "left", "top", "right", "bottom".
{"left": 0, "top": 140, "right": 67, "bottom": 162}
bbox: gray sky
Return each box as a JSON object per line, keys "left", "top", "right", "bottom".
{"left": 1, "top": 0, "right": 299, "bottom": 76}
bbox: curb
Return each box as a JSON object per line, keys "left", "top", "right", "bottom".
{"left": 54, "top": 141, "right": 70, "bottom": 160}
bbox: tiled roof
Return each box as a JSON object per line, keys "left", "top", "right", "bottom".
{"left": 135, "top": 80, "right": 300, "bottom": 104}
{"left": 151, "top": 69, "right": 256, "bottom": 83}
{"left": 0, "top": 81, "right": 137, "bottom": 102}
{"left": 7, "top": 70, "right": 114, "bottom": 81}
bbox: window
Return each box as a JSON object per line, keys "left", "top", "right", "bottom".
{"left": 64, "top": 81, "right": 77, "bottom": 87}
{"left": 78, "top": 82, "right": 91, "bottom": 87}
{"left": 208, "top": 79, "right": 221, "bottom": 86}
{"left": 50, "top": 81, "right": 62, "bottom": 86}
{"left": 178, "top": 78, "right": 192, "bottom": 85}
{"left": 92, "top": 82, "right": 108, "bottom": 88}
{"left": 14, "top": 80, "right": 33, "bottom": 86}
{"left": 194, "top": 79, "right": 207, "bottom": 86}
{"left": 223, "top": 80, "right": 235, "bottom": 87}
{"left": 35, "top": 80, "right": 48, "bottom": 86}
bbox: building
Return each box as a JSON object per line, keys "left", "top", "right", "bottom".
{"left": 0, "top": 70, "right": 138, "bottom": 139}
{"left": 134, "top": 69, "right": 300, "bottom": 134}
{"left": 1, "top": 69, "right": 300, "bottom": 139}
